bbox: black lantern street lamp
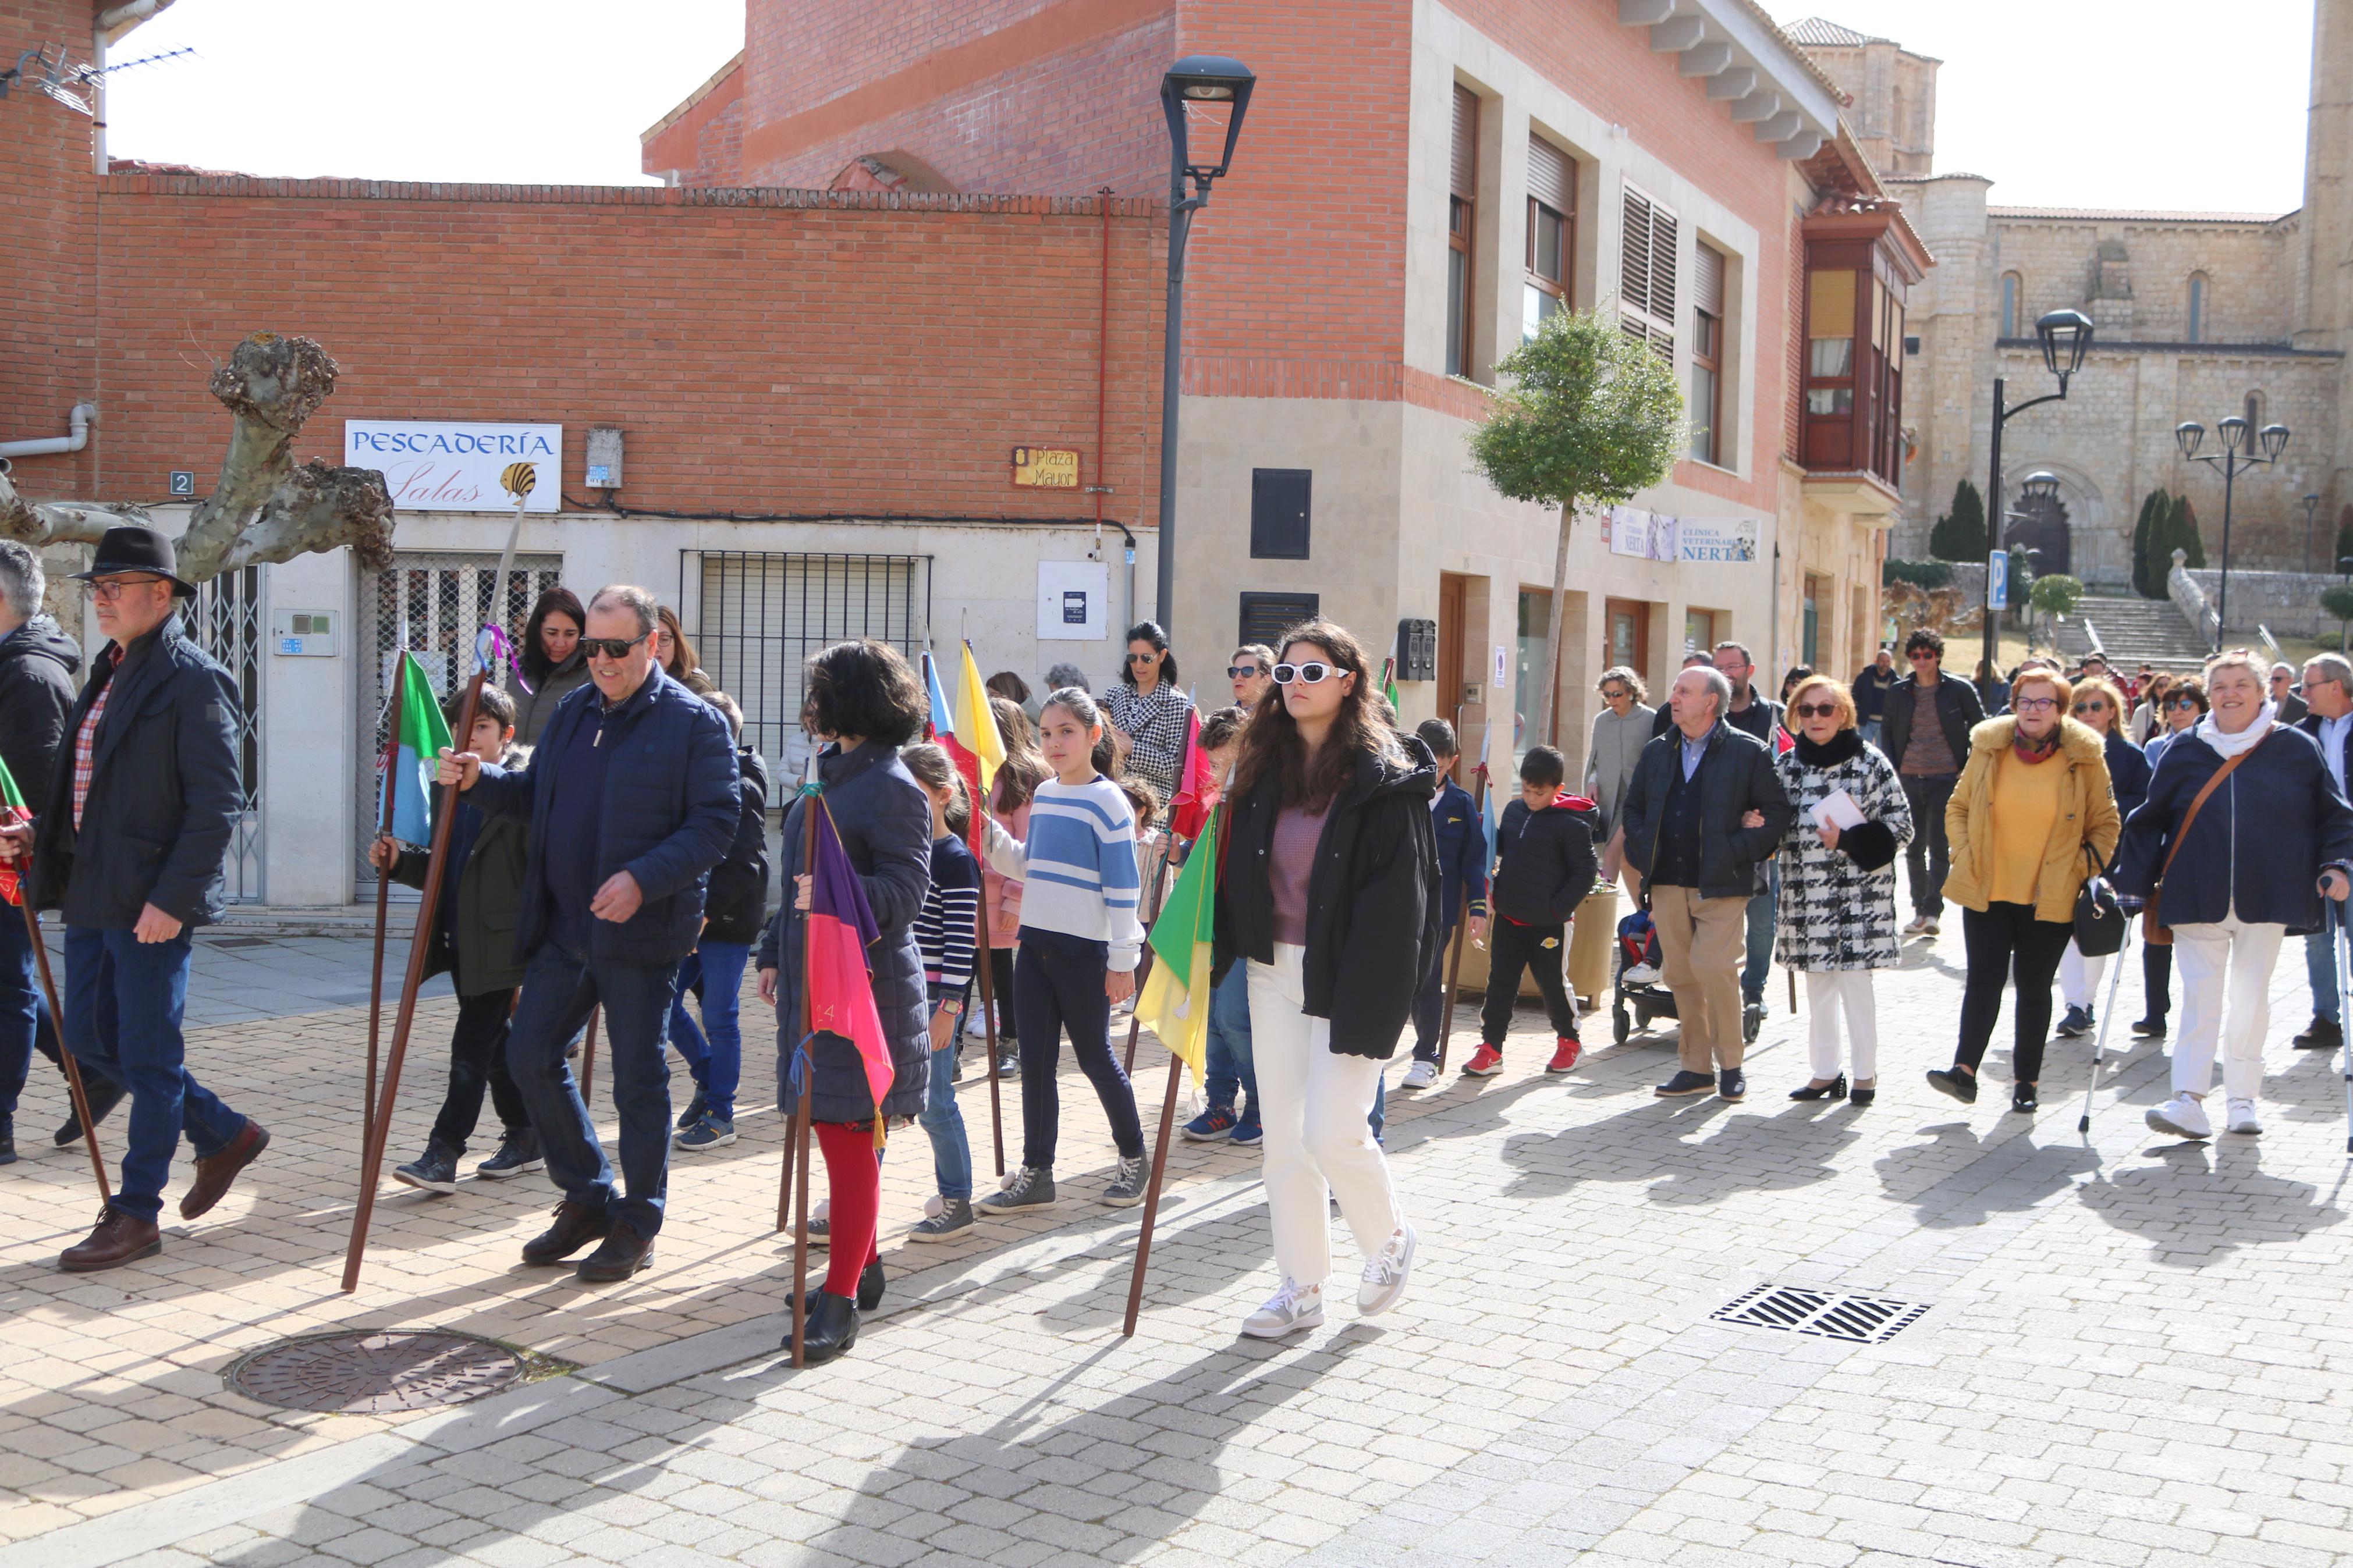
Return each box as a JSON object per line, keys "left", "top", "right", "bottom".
{"left": 1154, "top": 55, "right": 1256, "bottom": 632}
{"left": 2175, "top": 413, "right": 2291, "bottom": 652}
{"left": 1982, "top": 310, "right": 2094, "bottom": 687}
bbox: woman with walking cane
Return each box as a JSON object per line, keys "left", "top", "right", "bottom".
{"left": 2114, "top": 650, "right": 2353, "bottom": 1140}
{"left": 1212, "top": 621, "right": 1438, "bottom": 1339}
{"left": 757, "top": 640, "right": 934, "bottom": 1363}
{"left": 2053, "top": 675, "right": 2151, "bottom": 1043}
{"left": 1771, "top": 674, "right": 1912, "bottom": 1107}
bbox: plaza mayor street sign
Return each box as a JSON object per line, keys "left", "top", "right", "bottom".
{"left": 345, "top": 421, "right": 564, "bottom": 512}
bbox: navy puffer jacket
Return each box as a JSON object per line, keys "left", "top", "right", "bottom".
{"left": 468, "top": 667, "right": 739, "bottom": 966}
{"left": 2114, "top": 722, "right": 2353, "bottom": 934}
{"left": 758, "top": 740, "right": 932, "bottom": 1123}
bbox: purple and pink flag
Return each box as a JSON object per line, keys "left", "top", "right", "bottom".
{"left": 803, "top": 800, "right": 893, "bottom": 1115}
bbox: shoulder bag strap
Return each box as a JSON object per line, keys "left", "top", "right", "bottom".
{"left": 2155, "top": 738, "right": 2263, "bottom": 890}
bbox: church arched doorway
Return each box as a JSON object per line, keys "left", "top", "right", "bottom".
{"left": 2004, "top": 489, "right": 2071, "bottom": 577}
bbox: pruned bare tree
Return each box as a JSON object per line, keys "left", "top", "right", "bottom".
{"left": 0, "top": 332, "right": 395, "bottom": 579}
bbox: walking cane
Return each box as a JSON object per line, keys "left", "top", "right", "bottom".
{"left": 2076, "top": 926, "right": 2134, "bottom": 1135}
{"left": 10, "top": 845, "right": 109, "bottom": 1203}
{"left": 578, "top": 1006, "right": 601, "bottom": 1107}
{"left": 2337, "top": 899, "right": 2353, "bottom": 1155}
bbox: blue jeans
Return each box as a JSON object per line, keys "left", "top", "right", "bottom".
{"left": 1012, "top": 930, "right": 1143, "bottom": 1169}
{"left": 666, "top": 941, "right": 750, "bottom": 1122}
{"left": 2309, "top": 923, "right": 2343, "bottom": 1025}
{"left": 920, "top": 1037, "right": 973, "bottom": 1201}
{"left": 61, "top": 926, "right": 244, "bottom": 1221}
{"left": 0, "top": 904, "right": 62, "bottom": 1118}
{"left": 1859, "top": 719, "right": 1883, "bottom": 749}
{"left": 1742, "top": 865, "right": 1777, "bottom": 1003}
{"left": 1204, "top": 962, "right": 1257, "bottom": 1112}
{"left": 505, "top": 945, "right": 679, "bottom": 1239}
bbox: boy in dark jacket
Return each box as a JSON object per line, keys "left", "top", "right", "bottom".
{"left": 1401, "top": 720, "right": 1488, "bottom": 1090}
{"left": 671, "top": 693, "right": 771, "bottom": 1151}
{"left": 1463, "top": 746, "right": 1597, "bottom": 1079}
{"left": 372, "top": 687, "right": 540, "bottom": 1193}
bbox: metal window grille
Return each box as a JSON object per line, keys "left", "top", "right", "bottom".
{"left": 355, "top": 552, "right": 565, "bottom": 888}
{"left": 184, "top": 566, "right": 263, "bottom": 903}
{"left": 678, "top": 551, "right": 932, "bottom": 787}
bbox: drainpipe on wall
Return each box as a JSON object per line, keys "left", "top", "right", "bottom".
{"left": 0, "top": 404, "right": 96, "bottom": 460}
{"left": 92, "top": 0, "right": 172, "bottom": 175}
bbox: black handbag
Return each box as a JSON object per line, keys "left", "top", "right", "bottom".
{"left": 2074, "top": 842, "right": 2126, "bottom": 958}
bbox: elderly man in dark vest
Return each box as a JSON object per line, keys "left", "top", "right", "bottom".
{"left": 438, "top": 584, "right": 737, "bottom": 1283}
{"left": 0, "top": 527, "right": 267, "bottom": 1270}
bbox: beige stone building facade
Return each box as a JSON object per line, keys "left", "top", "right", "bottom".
{"left": 1788, "top": 5, "right": 2353, "bottom": 588}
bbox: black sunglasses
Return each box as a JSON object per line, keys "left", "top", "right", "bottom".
{"left": 1793, "top": 702, "right": 1840, "bottom": 719}
{"left": 1228, "top": 664, "right": 1262, "bottom": 680}
{"left": 580, "top": 631, "right": 651, "bottom": 660}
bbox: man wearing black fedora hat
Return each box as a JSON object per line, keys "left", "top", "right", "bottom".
{"left": 0, "top": 525, "right": 268, "bottom": 1271}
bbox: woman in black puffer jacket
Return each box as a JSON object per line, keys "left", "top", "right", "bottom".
{"left": 1213, "top": 620, "right": 1437, "bottom": 1342}
{"left": 757, "top": 641, "right": 932, "bottom": 1363}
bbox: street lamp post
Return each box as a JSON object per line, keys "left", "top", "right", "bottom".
{"left": 2306, "top": 492, "right": 2323, "bottom": 575}
{"left": 1982, "top": 310, "right": 2094, "bottom": 689}
{"left": 2175, "top": 414, "right": 2291, "bottom": 652}
{"left": 1154, "top": 55, "right": 1256, "bottom": 631}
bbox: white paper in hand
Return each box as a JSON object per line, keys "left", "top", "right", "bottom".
{"left": 1809, "top": 787, "right": 1867, "bottom": 832}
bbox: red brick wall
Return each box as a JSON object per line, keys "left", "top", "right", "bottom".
{"left": 1, "top": 0, "right": 100, "bottom": 498}
{"left": 61, "top": 180, "right": 1165, "bottom": 529}
{"left": 642, "top": 55, "right": 746, "bottom": 188}
{"left": 741, "top": 0, "right": 1173, "bottom": 194}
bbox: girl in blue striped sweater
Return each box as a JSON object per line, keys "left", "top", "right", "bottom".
{"left": 979, "top": 687, "right": 1149, "bottom": 1213}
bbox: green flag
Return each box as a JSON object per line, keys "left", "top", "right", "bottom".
{"left": 0, "top": 753, "right": 22, "bottom": 815}
{"left": 382, "top": 653, "right": 455, "bottom": 845}
{"left": 1134, "top": 810, "right": 1216, "bottom": 1080}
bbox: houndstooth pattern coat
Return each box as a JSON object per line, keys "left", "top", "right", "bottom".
{"left": 1773, "top": 731, "right": 1914, "bottom": 972}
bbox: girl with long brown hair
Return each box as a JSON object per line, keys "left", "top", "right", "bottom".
{"left": 1213, "top": 621, "right": 1438, "bottom": 1337}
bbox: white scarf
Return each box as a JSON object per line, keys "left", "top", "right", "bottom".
{"left": 2197, "top": 699, "right": 2276, "bottom": 760}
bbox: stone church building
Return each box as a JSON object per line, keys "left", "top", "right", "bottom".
{"left": 1791, "top": 8, "right": 2351, "bottom": 589}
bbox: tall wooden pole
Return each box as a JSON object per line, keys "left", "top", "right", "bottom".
{"left": 364, "top": 702, "right": 400, "bottom": 1157}
{"left": 341, "top": 669, "right": 487, "bottom": 1293}
{"left": 974, "top": 904, "right": 1005, "bottom": 1178}
{"left": 1120, "top": 1050, "right": 1185, "bottom": 1338}
{"left": 14, "top": 861, "right": 108, "bottom": 1203}
{"left": 783, "top": 783, "right": 821, "bottom": 1367}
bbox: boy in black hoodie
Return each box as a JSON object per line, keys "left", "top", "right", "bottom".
{"left": 1463, "top": 746, "right": 1597, "bottom": 1078}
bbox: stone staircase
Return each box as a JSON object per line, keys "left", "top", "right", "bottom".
{"left": 2054, "top": 593, "right": 2212, "bottom": 668}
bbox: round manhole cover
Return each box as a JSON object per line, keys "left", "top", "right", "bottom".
{"left": 227, "top": 1330, "right": 525, "bottom": 1413}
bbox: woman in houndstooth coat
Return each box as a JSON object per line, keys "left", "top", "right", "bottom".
{"left": 1772, "top": 674, "right": 1913, "bottom": 1106}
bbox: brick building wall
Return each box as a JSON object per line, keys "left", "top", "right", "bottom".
{"left": 61, "top": 180, "right": 1163, "bottom": 528}
{"left": 642, "top": 55, "right": 746, "bottom": 187}
{"left": 1, "top": 0, "right": 100, "bottom": 499}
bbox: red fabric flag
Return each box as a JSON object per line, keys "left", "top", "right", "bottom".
{"left": 1167, "top": 708, "right": 1219, "bottom": 843}
{"left": 803, "top": 799, "right": 894, "bottom": 1116}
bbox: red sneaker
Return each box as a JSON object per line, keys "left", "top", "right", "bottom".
{"left": 1546, "top": 1036, "right": 1582, "bottom": 1074}
{"left": 1461, "top": 1044, "right": 1504, "bottom": 1077}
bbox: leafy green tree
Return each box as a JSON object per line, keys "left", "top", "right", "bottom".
{"left": 1928, "top": 479, "right": 1988, "bottom": 563}
{"left": 2131, "top": 488, "right": 2171, "bottom": 598}
{"left": 2029, "top": 573, "right": 2083, "bottom": 620}
{"left": 1469, "top": 307, "right": 1682, "bottom": 745}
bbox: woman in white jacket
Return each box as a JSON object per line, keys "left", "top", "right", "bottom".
{"left": 1585, "top": 666, "right": 1655, "bottom": 893}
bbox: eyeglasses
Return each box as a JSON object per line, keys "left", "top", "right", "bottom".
{"left": 1793, "top": 702, "right": 1840, "bottom": 719}
{"left": 1227, "top": 664, "right": 1262, "bottom": 680}
{"left": 1271, "top": 661, "right": 1336, "bottom": 685}
{"left": 87, "top": 575, "right": 165, "bottom": 600}
{"left": 1908, "top": 652, "right": 1937, "bottom": 662}
{"left": 2013, "top": 696, "right": 2060, "bottom": 713}
{"left": 1128, "top": 652, "right": 1160, "bottom": 664}
{"left": 1602, "top": 687, "right": 1630, "bottom": 701}
{"left": 579, "top": 631, "right": 651, "bottom": 660}
{"left": 2075, "top": 700, "right": 2110, "bottom": 712}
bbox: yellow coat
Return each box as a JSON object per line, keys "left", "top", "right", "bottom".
{"left": 1942, "top": 716, "right": 2121, "bottom": 923}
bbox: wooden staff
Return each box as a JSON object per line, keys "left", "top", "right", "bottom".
{"left": 11, "top": 847, "right": 109, "bottom": 1203}
{"left": 341, "top": 666, "right": 487, "bottom": 1293}
{"left": 779, "top": 781, "right": 822, "bottom": 1367}
{"left": 974, "top": 901, "right": 1005, "bottom": 1178}
{"left": 1435, "top": 762, "right": 1488, "bottom": 1076}
{"left": 578, "top": 1006, "right": 601, "bottom": 1106}
{"left": 364, "top": 700, "right": 400, "bottom": 1156}
{"left": 1120, "top": 1048, "right": 1184, "bottom": 1338}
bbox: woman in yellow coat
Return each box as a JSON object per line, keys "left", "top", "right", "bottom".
{"left": 1926, "top": 667, "right": 2120, "bottom": 1112}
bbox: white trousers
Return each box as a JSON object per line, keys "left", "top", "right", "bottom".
{"left": 2169, "top": 916, "right": 2285, "bottom": 1101}
{"left": 2057, "top": 939, "right": 2107, "bottom": 1012}
{"left": 1247, "top": 944, "right": 1406, "bottom": 1288}
{"left": 1803, "top": 969, "right": 1878, "bottom": 1080}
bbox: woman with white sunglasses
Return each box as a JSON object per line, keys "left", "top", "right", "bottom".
{"left": 1212, "top": 622, "right": 1439, "bottom": 1338}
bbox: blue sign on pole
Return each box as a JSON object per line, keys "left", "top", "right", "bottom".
{"left": 1987, "top": 549, "right": 2010, "bottom": 611}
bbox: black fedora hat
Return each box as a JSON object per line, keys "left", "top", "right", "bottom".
{"left": 69, "top": 525, "right": 197, "bottom": 598}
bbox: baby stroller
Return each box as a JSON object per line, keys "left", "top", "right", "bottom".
{"left": 1610, "top": 908, "right": 1679, "bottom": 1044}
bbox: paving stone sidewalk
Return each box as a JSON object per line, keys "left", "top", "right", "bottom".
{"left": 1, "top": 927, "right": 2349, "bottom": 1566}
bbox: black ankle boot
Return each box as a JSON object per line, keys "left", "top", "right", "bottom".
{"left": 786, "top": 1290, "right": 860, "bottom": 1364}
{"left": 790, "top": 1259, "right": 883, "bottom": 1314}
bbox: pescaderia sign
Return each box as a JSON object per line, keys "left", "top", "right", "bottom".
{"left": 345, "top": 421, "right": 563, "bottom": 513}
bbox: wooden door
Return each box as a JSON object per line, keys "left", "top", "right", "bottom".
{"left": 1604, "top": 598, "right": 1651, "bottom": 687}
{"left": 1438, "top": 573, "right": 1467, "bottom": 727}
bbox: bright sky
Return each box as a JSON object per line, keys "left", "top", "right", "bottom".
{"left": 105, "top": 0, "right": 2314, "bottom": 213}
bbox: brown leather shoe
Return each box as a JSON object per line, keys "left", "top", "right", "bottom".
{"left": 574, "top": 1222, "right": 654, "bottom": 1283}
{"left": 180, "top": 1119, "right": 269, "bottom": 1219}
{"left": 521, "top": 1200, "right": 611, "bottom": 1265}
{"left": 60, "top": 1206, "right": 162, "bottom": 1272}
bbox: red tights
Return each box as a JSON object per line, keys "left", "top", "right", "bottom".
{"left": 814, "top": 1119, "right": 881, "bottom": 1298}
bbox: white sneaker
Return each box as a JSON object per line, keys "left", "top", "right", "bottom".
{"left": 1902, "top": 914, "right": 1931, "bottom": 936}
{"left": 1922, "top": 916, "right": 1941, "bottom": 937}
{"left": 1401, "top": 1059, "right": 1438, "bottom": 1090}
{"left": 964, "top": 1010, "right": 991, "bottom": 1040}
{"left": 2226, "top": 1098, "right": 2262, "bottom": 1135}
{"left": 1358, "top": 1223, "right": 1417, "bottom": 1316}
{"left": 2146, "top": 1093, "right": 2213, "bottom": 1140}
{"left": 1623, "top": 962, "right": 1662, "bottom": 985}
{"left": 1241, "top": 1277, "right": 1324, "bottom": 1339}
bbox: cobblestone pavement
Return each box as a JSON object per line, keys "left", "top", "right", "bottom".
{"left": 0, "top": 926, "right": 2349, "bottom": 1566}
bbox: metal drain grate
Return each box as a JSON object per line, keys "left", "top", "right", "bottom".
{"left": 226, "top": 1329, "right": 524, "bottom": 1413}
{"left": 1711, "top": 1285, "right": 1929, "bottom": 1345}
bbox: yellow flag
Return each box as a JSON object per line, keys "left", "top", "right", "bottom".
{"left": 956, "top": 640, "right": 1007, "bottom": 794}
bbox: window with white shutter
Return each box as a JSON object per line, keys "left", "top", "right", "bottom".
{"left": 1523, "top": 136, "right": 1574, "bottom": 342}
{"left": 1448, "top": 86, "right": 1479, "bottom": 378}
{"left": 1691, "top": 241, "right": 1726, "bottom": 463}
{"left": 1619, "top": 183, "right": 1677, "bottom": 362}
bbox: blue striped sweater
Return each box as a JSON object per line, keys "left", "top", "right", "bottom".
{"left": 982, "top": 774, "right": 1144, "bottom": 970}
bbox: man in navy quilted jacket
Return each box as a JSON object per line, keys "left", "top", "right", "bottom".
{"left": 439, "top": 584, "right": 737, "bottom": 1283}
